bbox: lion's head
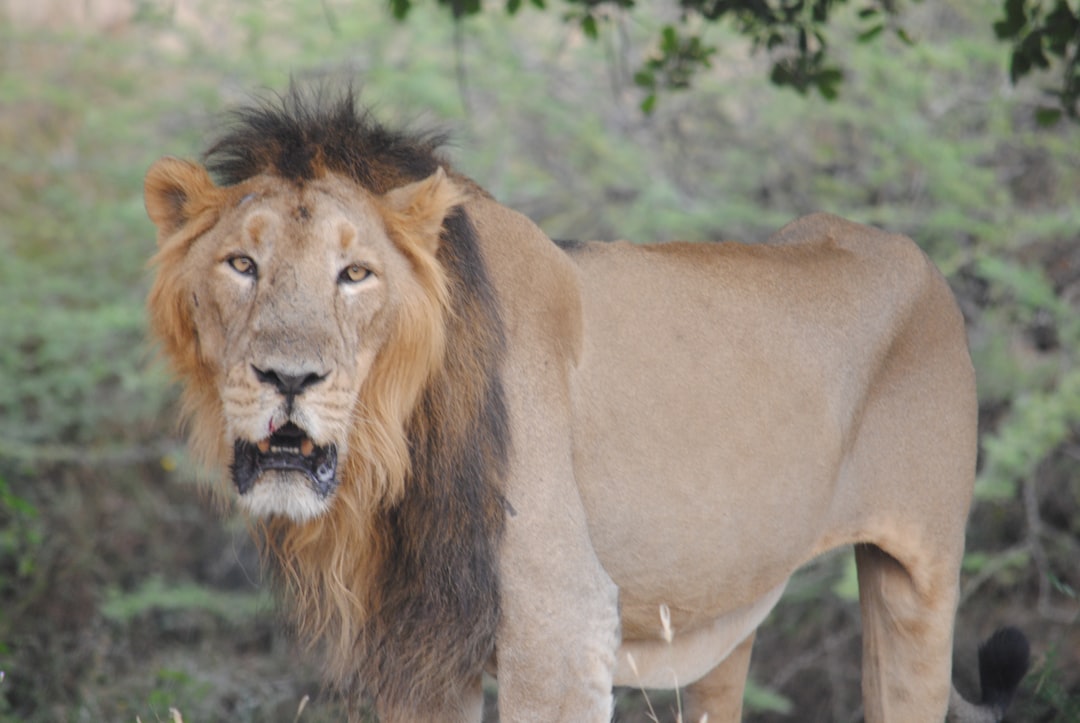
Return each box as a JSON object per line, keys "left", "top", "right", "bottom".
{"left": 146, "top": 101, "right": 462, "bottom": 523}
{"left": 145, "top": 89, "right": 508, "bottom": 712}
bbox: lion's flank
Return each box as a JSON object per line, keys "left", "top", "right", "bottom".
{"left": 205, "top": 87, "right": 510, "bottom": 716}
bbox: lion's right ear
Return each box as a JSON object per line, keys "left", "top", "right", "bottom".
{"left": 144, "top": 157, "right": 218, "bottom": 240}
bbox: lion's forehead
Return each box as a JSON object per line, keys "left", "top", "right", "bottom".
{"left": 225, "top": 184, "right": 387, "bottom": 253}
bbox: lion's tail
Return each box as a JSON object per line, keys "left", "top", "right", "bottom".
{"left": 947, "top": 627, "right": 1031, "bottom": 723}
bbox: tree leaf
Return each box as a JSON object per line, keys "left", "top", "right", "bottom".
{"left": 895, "top": 26, "right": 916, "bottom": 46}
{"left": 661, "top": 24, "right": 678, "bottom": 52}
{"left": 582, "top": 13, "right": 598, "bottom": 39}
{"left": 633, "top": 69, "right": 655, "bottom": 89}
{"left": 389, "top": 0, "right": 412, "bottom": 20}
{"left": 995, "top": 0, "right": 1029, "bottom": 39}
{"left": 816, "top": 67, "right": 843, "bottom": 100}
{"left": 1036, "top": 107, "right": 1064, "bottom": 125}
{"left": 1044, "top": 0, "right": 1080, "bottom": 56}
{"left": 1010, "top": 48, "right": 1033, "bottom": 82}
{"left": 858, "top": 23, "right": 885, "bottom": 43}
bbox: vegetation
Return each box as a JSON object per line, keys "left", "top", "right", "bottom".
{"left": 392, "top": 0, "right": 1080, "bottom": 119}
{"left": 0, "top": 0, "right": 1076, "bottom": 720}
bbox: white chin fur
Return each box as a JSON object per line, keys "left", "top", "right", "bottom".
{"left": 236, "top": 473, "right": 332, "bottom": 522}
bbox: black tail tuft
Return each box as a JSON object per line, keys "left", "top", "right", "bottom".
{"left": 978, "top": 626, "right": 1031, "bottom": 712}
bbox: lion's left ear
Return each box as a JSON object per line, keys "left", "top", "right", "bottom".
{"left": 383, "top": 167, "right": 464, "bottom": 254}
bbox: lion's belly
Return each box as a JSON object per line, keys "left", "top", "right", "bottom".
{"left": 612, "top": 580, "right": 788, "bottom": 688}
{"left": 572, "top": 430, "right": 846, "bottom": 635}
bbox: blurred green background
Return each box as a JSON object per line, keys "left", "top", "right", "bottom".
{"left": 1, "top": 0, "right": 1077, "bottom": 720}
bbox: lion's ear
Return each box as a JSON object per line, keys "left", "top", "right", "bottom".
{"left": 383, "top": 167, "right": 464, "bottom": 254}
{"left": 144, "top": 157, "right": 218, "bottom": 240}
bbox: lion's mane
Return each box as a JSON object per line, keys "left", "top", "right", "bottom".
{"left": 149, "top": 86, "right": 510, "bottom": 715}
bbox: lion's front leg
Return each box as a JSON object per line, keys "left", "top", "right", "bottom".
{"left": 493, "top": 362, "right": 621, "bottom": 721}
{"left": 494, "top": 497, "right": 621, "bottom": 722}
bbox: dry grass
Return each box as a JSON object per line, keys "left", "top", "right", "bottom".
{"left": 623, "top": 604, "right": 710, "bottom": 723}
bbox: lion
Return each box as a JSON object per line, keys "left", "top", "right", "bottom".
{"left": 144, "top": 86, "right": 1029, "bottom": 722}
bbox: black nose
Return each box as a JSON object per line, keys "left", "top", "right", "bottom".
{"left": 252, "top": 366, "right": 327, "bottom": 398}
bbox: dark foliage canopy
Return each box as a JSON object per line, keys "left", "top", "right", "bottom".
{"left": 390, "top": 0, "right": 1080, "bottom": 122}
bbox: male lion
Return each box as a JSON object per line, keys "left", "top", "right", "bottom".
{"left": 145, "top": 87, "right": 1029, "bottom": 722}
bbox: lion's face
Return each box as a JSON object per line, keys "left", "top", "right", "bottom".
{"left": 194, "top": 180, "right": 400, "bottom": 521}
{"left": 146, "top": 159, "right": 460, "bottom": 522}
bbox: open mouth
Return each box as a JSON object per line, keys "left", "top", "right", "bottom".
{"left": 231, "top": 422, "right": 338, "bottom": 497}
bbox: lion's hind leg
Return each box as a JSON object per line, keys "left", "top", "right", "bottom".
{"left": 682, "top": 631, "right": 756, "bottom": 723}
{"left": 855, "top": 542, "right": 960, "bottom": 722}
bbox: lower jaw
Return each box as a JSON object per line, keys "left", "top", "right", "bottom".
{"left": 236, "top": 472, "right": 334, "bottom": 522}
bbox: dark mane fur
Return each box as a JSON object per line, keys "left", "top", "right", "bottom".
{"left": 205, "top": 84, "right": 448, "bottom": 192}
{"left": 352, "top": 206, "right": 509, "bottom": 715}
{"left": 208, "top": 86, "right": 510, "bottom": 716}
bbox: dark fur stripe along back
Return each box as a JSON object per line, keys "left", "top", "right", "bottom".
{"left": 207, "top": 85, "right": 510, "bottom": 715}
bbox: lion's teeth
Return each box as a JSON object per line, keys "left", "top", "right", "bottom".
{"left": 257, "top": 439, "right": 271, "bottom": 453}
{"left": 300, "top": 438, "right": 315, "bottom": 457}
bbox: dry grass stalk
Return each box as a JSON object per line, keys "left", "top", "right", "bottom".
{"left": 294, "top": 693, "right": 310, "bottom": 722}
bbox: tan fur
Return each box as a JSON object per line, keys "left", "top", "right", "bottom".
{"left": 146, "top": 91, "right": 1020, "bottom": 722}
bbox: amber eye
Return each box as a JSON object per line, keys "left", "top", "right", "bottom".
{"left": 339, "top": 263, "right": 371, "bottom": 284}
{"left": 227, "top": 255, "right": 257, "bottom": 277}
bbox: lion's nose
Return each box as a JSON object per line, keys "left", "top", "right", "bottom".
{"left": 252, "top": 365, "right": 327, "bottom": 400}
